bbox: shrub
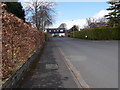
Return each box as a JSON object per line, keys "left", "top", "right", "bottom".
{"left": 72, "top": 27, "right": 119, "bottom": 40}
{"left": 44, "top": 33, "right": 50, "bottom": 41}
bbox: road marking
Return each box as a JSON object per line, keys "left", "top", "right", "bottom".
{"left": 57, "top": 47, "right": 90, "bottom": 89}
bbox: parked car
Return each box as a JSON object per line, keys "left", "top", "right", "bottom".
{"left": 53, "top": 35, "right": 59, "bottom": 37}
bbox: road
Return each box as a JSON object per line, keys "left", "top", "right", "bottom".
{"left": 53, "top": 37, "right": 118, "bottom": 88}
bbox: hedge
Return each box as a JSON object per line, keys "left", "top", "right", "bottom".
{"left": 2, "top": 7, "right": 45, "bottom": 79}
{"left": 44, "top": 33, "right": 50, "bottom": 41}
{"left": 71, "top": 27, "right": 119, "bottom": 40}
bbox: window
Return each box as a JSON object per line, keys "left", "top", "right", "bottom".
{"left": 60, "top": 30, "right": 63, "bottom": 32}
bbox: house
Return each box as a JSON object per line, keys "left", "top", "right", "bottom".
{"left": 46, "top": 28, "right": 66, "bottom": 37}
{"left": 89, "top": 22, "right": 106, "bottom": 28}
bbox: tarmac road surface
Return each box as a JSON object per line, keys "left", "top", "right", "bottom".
{"left": 53, "top": 37, "right": 118, "bottom": 88}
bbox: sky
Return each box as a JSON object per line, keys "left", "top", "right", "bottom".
{"left": 19, "top": 0, "right": 111, "bottom": 29}
{"left": 51, "top": 2, "right": 110, "bottom": 29}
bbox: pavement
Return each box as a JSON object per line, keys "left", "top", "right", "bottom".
{"left": 17, "top": 39, "right": 78, "bottom": 88}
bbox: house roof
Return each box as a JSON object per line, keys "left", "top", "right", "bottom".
{"left": 46, "top": 28, "right": 66, "bottom": 30}
{"left": 46, "top": 28, "right": 66, "bottom": 33}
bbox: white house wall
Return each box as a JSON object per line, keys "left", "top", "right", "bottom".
{"left": 52, "top": 33, "right": 54, "bottom": 36}
{"left": 59, "top": 33, "right": 65, "bottom": 36}
{"left": 51, "top": 33, "right": 65, "bottom": 36}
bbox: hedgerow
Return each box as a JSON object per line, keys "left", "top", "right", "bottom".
{"left": 2, "top": 6, "right": 45, "bottom": 79}
{"left": 71, "top": 27, "right": 119, "bottom": 40}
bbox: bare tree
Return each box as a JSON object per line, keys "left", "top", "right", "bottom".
{"left": 24, "top": 0, "right": 55, "bottom": 30}
{"left": 97, "top": 17, "right": 107, "bottom": 26}
{"left": 86, "top": 17, "right": 107, "bottom": 29}
{"left": 58, "top": 23, "right": 67, "bottom": 29}
{"left": 86, "top": 17, "right": 97, "bottom": 28}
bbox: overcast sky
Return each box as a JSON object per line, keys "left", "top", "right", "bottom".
{"left": 19, "top": 0, "right": 110, "bottom": 29}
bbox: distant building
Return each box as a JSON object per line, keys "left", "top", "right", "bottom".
{"left": 46, "top": 28, "right": 66, "bottom": 37}
{"left": 89, "top": 22, "right": 106, "bottom": 28}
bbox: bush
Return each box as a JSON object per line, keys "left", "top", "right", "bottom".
{"left": 71, "top": 27, "right": 119, "bottom": 40}
{"left": 44, "top": 33, "right": 50, "bottom": 41}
